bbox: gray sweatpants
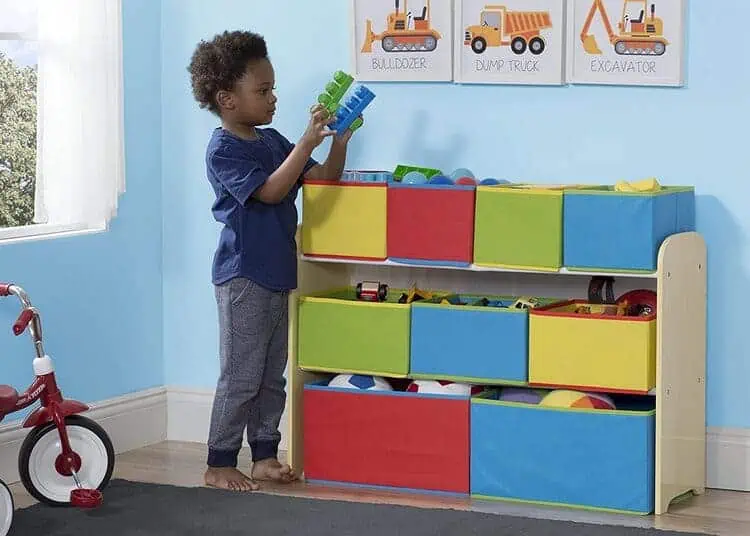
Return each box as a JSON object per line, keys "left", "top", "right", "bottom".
{"left": 206, "top": 276, "right": 289, "bottom": 467}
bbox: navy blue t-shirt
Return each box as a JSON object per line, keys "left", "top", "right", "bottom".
{"left": 205, "top": 127, "right": 318, "bottom": 291}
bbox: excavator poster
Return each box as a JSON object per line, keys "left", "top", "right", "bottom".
{"left": 351, "top": 0, "right": 454, "bottom": 81}
{"left": 568, "top": 0, "right": 686, "bottom": 86}
{"left": 454, "top": 0, "right": 567, "bottom": 85}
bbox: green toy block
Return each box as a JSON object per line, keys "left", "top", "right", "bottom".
{"left": 317, "top": 71, "right": 354, "bottom": 116}
{"left": 316, "top": 71, "right": 366, "bottom": 133}
{"left": 393, "top": 165, "right": 443, "bottom": 181}
{"left": 350, "top": 116, "right": 364, "bottom": 132}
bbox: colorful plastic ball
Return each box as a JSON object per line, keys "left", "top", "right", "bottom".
{"left": 539, "top": 389, "right": 616, "bottom": 410}
{"left": 406, "top": 380, "right": 482, "bottom": 396}
{"left": 450, "top": 168, "right": 475, "bottom": 181}
{"left": 428, "top": 175, "right": 453, "bottom": 185}
{"left": 402, "top": 171, "right": 428, "bottom": 184}
{"left": 328, "top": 374, "right": 393, "bottom": 391}
{"left": 480, "top": 178, "right": 510, "bottom": 186}
{"left": 497, "top": 387, "right": 545, "bottom": 405}
{"left": 455, "top": 177, "right": 478, "bottom": 186}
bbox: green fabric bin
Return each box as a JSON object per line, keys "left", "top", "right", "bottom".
{"left": 298, "top": 288, "right": 411, "bottom": 377}
{"left": 473, "top": 185, "right": 566, "bottom": 271}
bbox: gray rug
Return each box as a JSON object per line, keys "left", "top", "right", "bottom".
{"left": 11, "top": 479, "right": 707, "bottom": 535}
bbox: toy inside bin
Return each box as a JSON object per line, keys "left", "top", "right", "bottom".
{"left": 341, "top": 170, "right": 394, "bottom": 183}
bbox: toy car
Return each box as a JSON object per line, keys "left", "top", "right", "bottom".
{"left": 356, "top": 281, "right": 388, "bottom": 302}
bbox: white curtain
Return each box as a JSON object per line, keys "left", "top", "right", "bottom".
{"left": 34, "top": 0, "right": 125, "bottom": 228}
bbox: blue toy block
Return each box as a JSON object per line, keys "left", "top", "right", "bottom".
{"left": 330, "top": 85, "right": 375, "bottom": 134}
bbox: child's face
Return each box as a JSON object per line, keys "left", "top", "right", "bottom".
{"left": 222, "top": 58, "right": 277, "bottom": 126}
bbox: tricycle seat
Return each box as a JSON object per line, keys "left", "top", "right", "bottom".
{"left": 0, "top": 386, "right": 19, "bottom": 414}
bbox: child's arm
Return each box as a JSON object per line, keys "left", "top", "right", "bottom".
{"left": 304, "top": 118, "right": 361, "bottom": 181}
{"left": 304, "top": 136, "right": 348, "bottom": 181}
{"left": 253, "top": 106, "right": 335, "bottom": 204}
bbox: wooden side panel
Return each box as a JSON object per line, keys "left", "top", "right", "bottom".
{"left": 655, "top": 232, "right": 707, "bottom": 514}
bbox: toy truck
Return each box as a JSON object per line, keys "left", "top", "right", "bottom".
{"left": 356, "top": 281, "right": 389, "bottom": 302}
{"left": 464, "top": 5, "right": 553, "bottom": 55}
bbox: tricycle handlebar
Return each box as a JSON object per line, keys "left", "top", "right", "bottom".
{"left": 0, "top": 284, "right": 45, "bottom": 356}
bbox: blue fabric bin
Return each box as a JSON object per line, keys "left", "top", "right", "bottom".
{"left": 563, "top": 186, "right": 695, "bottom": 271}
{"left": 470, "top": 390, "right": 655, "bottom": 514}
{"left": 410, "top": 295, "right": 542, "bottom": 384}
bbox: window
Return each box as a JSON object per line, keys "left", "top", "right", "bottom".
{"left": 0, "top": 0, "right": 125, "bottom": 244}
{"left": 481, "top": 11, "right": 501, "bottom": 29}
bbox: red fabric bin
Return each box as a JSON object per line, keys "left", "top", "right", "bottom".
{"left": 387, "top": 183, "right": 475, "bottom": 266}
{"left": 303, "top": 382, "right": 470, "bottom": 494}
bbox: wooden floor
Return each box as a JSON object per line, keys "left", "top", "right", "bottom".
{"left": 9, "top": 441, "right": 750, "bottom": 535}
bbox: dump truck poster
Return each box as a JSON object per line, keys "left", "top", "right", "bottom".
{"left": 454, "top": 0, "right": 567, "bottom": 85}
{"left": 351, "top": 0, "right": 454, "bottom": 81}
{"left": 568, "top": 0, "right": 686, "bottom": 86}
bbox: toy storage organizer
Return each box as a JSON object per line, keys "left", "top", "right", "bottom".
{"left": 292, "top": 183, "right": 706, "bottom": 516}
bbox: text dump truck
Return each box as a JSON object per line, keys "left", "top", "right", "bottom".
{"left": 465, "top": 5, "right": 553, "bottom": 55}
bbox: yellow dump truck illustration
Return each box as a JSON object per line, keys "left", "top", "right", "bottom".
{"left": 464, "top": 5, "right": 553, "bottom": 55}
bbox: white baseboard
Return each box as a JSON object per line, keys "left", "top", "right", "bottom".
{"left": 0, "top": 386, "right": 167, "bottom": 484}
{"left": 707, "top": 426, "right": 750, "bottom": 491}
{"left": 166, "top": 386, "right": 289, "bottom": 451}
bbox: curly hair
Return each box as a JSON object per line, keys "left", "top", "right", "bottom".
{"left": 188, "top": 30, "right": 269, "bottom": 115}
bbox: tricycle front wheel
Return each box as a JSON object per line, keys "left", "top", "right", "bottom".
{"left": 18, "top": 415, "right": 114, "bottom": 506}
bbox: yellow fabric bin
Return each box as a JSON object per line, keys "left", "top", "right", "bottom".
{"left": 301, "top": 180, "right": 387, "bottom": 260}
{"left": 528, "top": 301, "right": 656, "bottom": 393}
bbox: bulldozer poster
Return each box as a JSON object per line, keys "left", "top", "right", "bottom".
{"left": 454, "top": 0, "right": 567, "bottom": 85}
{"left": 351, "top": 0, "right": 454, "bottom": 81}
{"left": 568, "top": 0, "right": 686, "bottom": 86}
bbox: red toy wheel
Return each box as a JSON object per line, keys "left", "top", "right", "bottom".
{"left": 616, "top": 289, "right": 657, "bottom": 316}
{"left": 70, "top": 488, "right": 102, "bottom": 508}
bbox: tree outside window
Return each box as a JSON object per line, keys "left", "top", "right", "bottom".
{"left": 0, "top": 1, "right": 38, "bottom": 228}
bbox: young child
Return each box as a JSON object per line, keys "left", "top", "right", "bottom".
{"left": 188, "top": 30, "right": 356, "bottom": 491}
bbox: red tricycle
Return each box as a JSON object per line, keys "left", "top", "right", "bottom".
{"left": 0, "top": 282, "right": 114, "bottom": 518}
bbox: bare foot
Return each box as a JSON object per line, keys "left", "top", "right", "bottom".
{"left": 251, "top": 458, "right": 297, "bottom": 483}
{"left": 205, "top": 467, "right": 259, "bottom": 491}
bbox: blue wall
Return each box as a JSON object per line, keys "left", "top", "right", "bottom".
{"left": 0, "top": 0, "right": 163, "bottom": 410}
{"left": 160, "top": 0, "right": 750, "bottom": 429}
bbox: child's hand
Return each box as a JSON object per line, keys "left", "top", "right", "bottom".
{"left": 301, "top": 104, "right": 336, "bottom": 150}
{"left": 335, "top": 115, "right": 363, "bottom": 145}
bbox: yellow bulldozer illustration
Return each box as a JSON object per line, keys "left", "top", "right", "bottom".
{"left": 464, "top": 5, "right": 553, "bottom": 55}
{"left": 361, "top": 0, "right": 442, "bottom": 53}
{"left": 581, "top": 0, "right": 668, "bottom": 56}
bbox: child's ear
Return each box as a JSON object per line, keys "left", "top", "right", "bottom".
{"left": 216, "top": 90, "right": 234, "bottom": 111}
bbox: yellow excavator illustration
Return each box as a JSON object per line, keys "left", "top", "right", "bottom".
{"left": 581, "top": 0, "right": 668, "bottom": 56}
{"left": 362, "top": 0, "right": 442, "bottom": 53}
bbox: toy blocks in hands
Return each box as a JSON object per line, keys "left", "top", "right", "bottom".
{"left": 330, "top": 86, "right": 375, "bottom": 134}
{"left": 316, "top": 71, "right": 374, "bottom": 134}
{"left": 317, "top": 71, "right": 354, "bottom": 115}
